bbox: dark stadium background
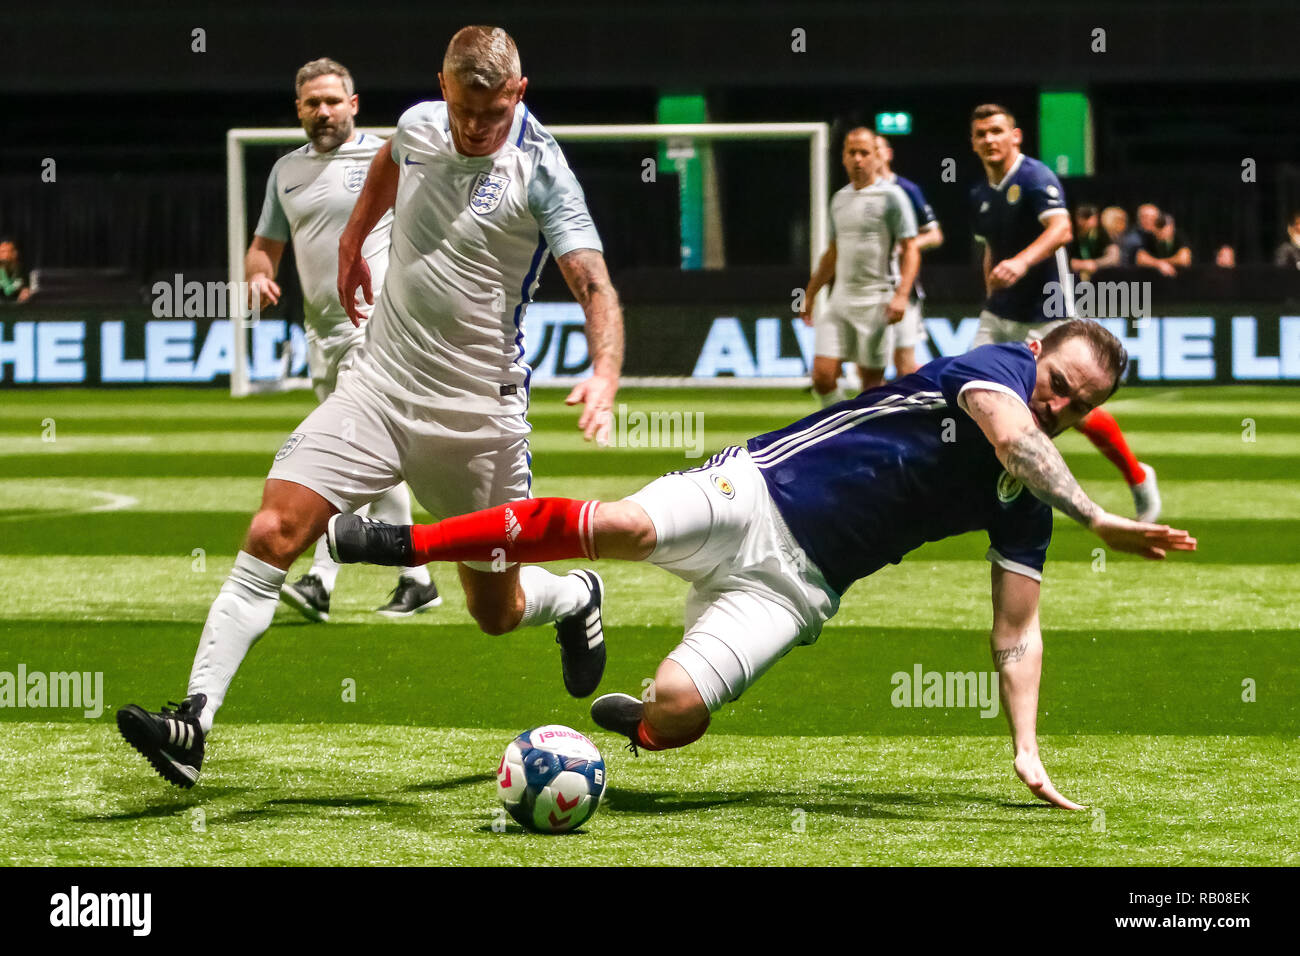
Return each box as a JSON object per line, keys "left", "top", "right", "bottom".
{"left": 3, "top": 0, "right": 1299, "bottom": 381}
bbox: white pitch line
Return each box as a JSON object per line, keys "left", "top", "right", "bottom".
{"left": 0, "top": 488, "right": 138, "bottom": 523}
{"left": 87, "top": 491, "right": 139, "bottom": 513}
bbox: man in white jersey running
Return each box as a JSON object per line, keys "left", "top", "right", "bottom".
{"left": 117, "top": 27, "right": 626, "bottom": 788}
{"left": 245, "top": 58, "right": 441, "bottom": 623}
{"left": 801, "top": 127, "right": 920, "bottom": 405}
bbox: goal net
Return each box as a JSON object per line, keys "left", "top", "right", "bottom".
{"left": 226, "top": 122, "right": 830, "bottom": 396}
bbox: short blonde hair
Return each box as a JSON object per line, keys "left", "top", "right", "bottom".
{"left": 442, "top": 25, "right": 521, "bottom": 90}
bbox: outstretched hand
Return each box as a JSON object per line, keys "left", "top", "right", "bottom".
{"left": 1015, "top": 751, "right": 1086, "bottom": 810}
{"left": 565, "top": 373, "right": 617, "bottom": 445}
{"left": 1090, "top": 511, "right": 1197, "bottom": 560}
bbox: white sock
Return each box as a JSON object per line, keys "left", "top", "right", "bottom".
{"left": 815, "top": 387, "right": 844, "bottom": 409}
{"left": 369, "top": 484, "right": 430, "bottom": 584}
{"left": 518, "top": 566, "right": 589, "bottom": 627}
{"left": 188, "top": 550, "right": 285, "bottom": 733}
{"left": 309, "top": 535, "right": 340, "bottom": 592}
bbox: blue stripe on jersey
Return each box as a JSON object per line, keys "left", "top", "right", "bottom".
{"left": 515, "top": 105, "right": 530, "bottom": 147}
{"left": 746, "top": 344, "right": 1052, "bottom": 595}
{"left": 512, "top": 236, "right": 549, "bottom": 399}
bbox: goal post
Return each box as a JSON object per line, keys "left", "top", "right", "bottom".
{"left": 226, "top": 121, "right": 831, "bottom": 396}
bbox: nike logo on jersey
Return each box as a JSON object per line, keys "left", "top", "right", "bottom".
{"left": 404, "top": 156, "right": 425, "bottom": 165}
{"left": 284, "top": 184, "right": 304, "bottom": 193}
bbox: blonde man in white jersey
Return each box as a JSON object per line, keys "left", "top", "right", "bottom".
{"left": 117, "top": 28, "right": 625, "bottom": 788}
{"left": 801, "top": 127, "right": 920, "bottom": 406}
{"left": 246, "top": 58, "right": 440, "bottom": 623}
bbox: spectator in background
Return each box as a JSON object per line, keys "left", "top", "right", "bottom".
{"left": 1273, "top": 211, "right": 1300, "bottom": 270}
{"left": 1068, "top": 204, "right": 1120, "bottom": 280}
{"left": 1136, "top": 212, "right": 1192, "bottom": 276}
{"left": 1215, "top": 244, "right": 1236, "bottom": 268}
{"left": 0, "top": 238, "right": 33, "bottom": 304}
{"left": 1100, "top": 206, "right": 1134, "bottom": 265}
{"left": 1118, "top": 203, "right": 1159, "bottom": 266}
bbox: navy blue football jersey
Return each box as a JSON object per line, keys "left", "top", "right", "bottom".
{"left": 746, "top": 343, "right": 1053, "bottom": 595}
{"left": 886, "top": 172, "right": 938, "bottom": 301}
{"left": 970, "top": 154, "right": 1071, "bottom": 323}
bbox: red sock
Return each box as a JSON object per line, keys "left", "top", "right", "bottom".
{"left": 409, "top": 498, "right": 599, "bottom": 565}
{"left": 634, "top": 716, "right": 710, "bottom": 752}
{"left": 1076, "top": 408, "right": 1146, "bottom": 486}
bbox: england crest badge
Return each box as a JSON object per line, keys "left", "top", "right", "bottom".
{"left": 469, "top": 171, "right": 510, "bottom": 215}
{"left": 275, "top": 433, "right": 305, "bottom": 462}
{"left": 344, "top": 165, "right": 367, "bottom": 192}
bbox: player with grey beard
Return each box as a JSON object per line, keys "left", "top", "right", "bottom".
{"left": 245, "top": 57, "right": 440, "bottom": 622}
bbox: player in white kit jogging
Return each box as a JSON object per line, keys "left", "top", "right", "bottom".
{"left": 801, "top": 127, "right": 920, "bottom": 406}
{"left": 117, "top": 27, "right": 626, "bottom": 788}
{"left": 245, "top": 58, "right": 440, "bottom": 623}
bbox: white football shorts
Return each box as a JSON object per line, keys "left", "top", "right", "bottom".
{"left": 893, "top": 300, "right": 924, "bottom": 350}
{"left": 268, "top": 365, "right": 532, "bottom": 570}
{"left": 814, "top": 297, "right": 893, "bottom": 369}
{"left": 971, "top": 310, "right": 1068, "bottom": 347}
{"left": 625, "top": 447, "right": 839, "bottom": 712}
{"left": 306, "top": 327, "right": 367, "bottom": 401}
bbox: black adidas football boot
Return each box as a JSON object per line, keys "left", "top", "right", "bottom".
{"left": 116, "top": 694, "right": 207, "bottom": 788}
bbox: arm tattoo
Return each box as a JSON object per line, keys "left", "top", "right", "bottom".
{"left": 558, "top": 250, "right": 624, "bottom": 376}
{"left": 1003, "top": 424, "right": 1102, "bottom": 526}
{"left": 992, "top": 640, "right": 1028, "bottom": 667}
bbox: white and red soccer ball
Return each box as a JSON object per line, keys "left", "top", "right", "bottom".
{"left": 496, "top": 725, "right": 607, "bottom": 833}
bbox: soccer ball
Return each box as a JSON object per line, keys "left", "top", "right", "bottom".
{"left": 496, "top": 725, "right": 607, "bottom": 833}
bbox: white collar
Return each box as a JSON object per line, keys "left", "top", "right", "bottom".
{"left": 988, "top": 152, "right": 1025, "bottom": 191}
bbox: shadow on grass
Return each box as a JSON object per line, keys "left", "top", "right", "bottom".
{"left": 217, "top": 797, "right": 419, "bottom": 824}
{"left": 606, "top": 788, "right": 1017, "bottom": 820}
{"left": 403, "top": 773, "right": 494, "bottom": 793}
{"left": 76, "top": 786, "right": 251, "bottom": 822}
{"left": 84, "top": 774, "right": 492, "bottom": 825}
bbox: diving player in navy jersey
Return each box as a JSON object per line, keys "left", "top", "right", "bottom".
{"left": 968, "top": 103, "right": 1163, "bottom": 523}
{"left": 327, "top": 319, "right": 1195, "bottom": 809}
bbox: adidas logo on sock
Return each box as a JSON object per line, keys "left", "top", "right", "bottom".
{"left": 504, "top": 507, "right": 522, "bottom": 544}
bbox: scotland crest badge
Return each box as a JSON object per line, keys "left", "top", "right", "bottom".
{"left": 469, "top": 171, "right": 510, "bottom": 215}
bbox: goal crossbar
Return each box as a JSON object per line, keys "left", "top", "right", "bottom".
{"left": 226, "top": 121, "right": 830, "bottom": 395}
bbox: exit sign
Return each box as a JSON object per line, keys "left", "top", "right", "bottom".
{"left": 875, "top": 111, "right": 912, "bottom": 135}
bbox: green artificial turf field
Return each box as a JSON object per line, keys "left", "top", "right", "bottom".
{"left": 1, "top": 384, "right": 1297, "bottom": 865}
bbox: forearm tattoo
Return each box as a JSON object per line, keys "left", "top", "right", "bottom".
{"left": 1003, "top": 425, "right": 1102, "bottom": 526}
{"left": 992, "top": 640, "right": 1029, "bottom": 667}
{"left": 561, "top": 250, "right": 624, "bottom": 374}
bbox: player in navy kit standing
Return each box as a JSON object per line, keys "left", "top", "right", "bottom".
{"left": 875, "top": 134, "right": 944, "bottom": 378}
{"left": 968, "top": 103, "right": 1161, "bottom": 521}
{"left": 327, "top": 319, "right": 1195, "bottom": 809}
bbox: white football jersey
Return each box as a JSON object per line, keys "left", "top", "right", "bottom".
{"left": 358, "top": 100, "right": 602, "bottom": 417}
{"left": 254, "top": 133, "right": 391, "bottom": 344}
{"left": 828, "top": 180, "right": 918, "bottom": 306}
